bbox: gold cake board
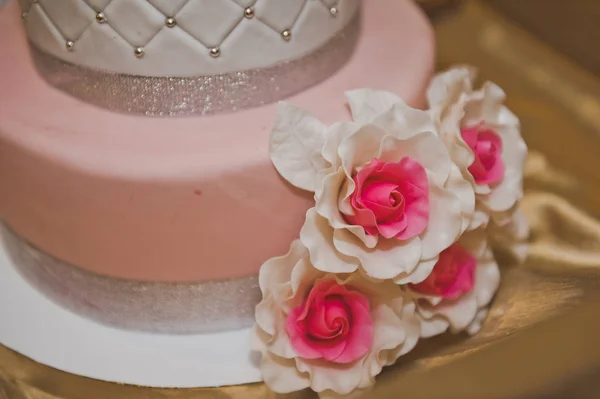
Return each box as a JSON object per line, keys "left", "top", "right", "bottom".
{"left": 3, "top": 1, "right": 600, "bottom": 398}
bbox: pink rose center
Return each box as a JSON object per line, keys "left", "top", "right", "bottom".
{"left": 461, "top": 126, "right": 505, "bottom": 185}
{"left": 306, "top": 296, "right": 350, "bottom": 341}
{"left": 410, "top": 243, "right": 476, "bottom": 299}
{"left": 344, "top": 157, "right": 429, "bottom": 240}
{"left": 286, "top": 280, "right": 373, "bottom": 364}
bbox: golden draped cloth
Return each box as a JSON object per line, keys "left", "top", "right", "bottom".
{"left": 2, "top": 1, "right": 600, "bottom": 398}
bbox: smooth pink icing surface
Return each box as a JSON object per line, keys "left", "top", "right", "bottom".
{"left": 0, "top": 0, "right": 435, "bottom": 282}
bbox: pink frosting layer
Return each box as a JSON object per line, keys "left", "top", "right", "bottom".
{"left": 0, "top": 0, "right": 435, "bottom": 282}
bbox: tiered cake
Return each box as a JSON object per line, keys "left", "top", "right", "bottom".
{"left": 0, "top": 0, "right": 437, "bottom": 390}
{"left": 0, "top": 0, "right": 434, "bottom": 330}
{"left": 0, "top": 0, "right": 533, "bottom": 395}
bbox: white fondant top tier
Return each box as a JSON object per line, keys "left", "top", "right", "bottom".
{"left": 19, "top": 0, "right": 360, "bottom": 77}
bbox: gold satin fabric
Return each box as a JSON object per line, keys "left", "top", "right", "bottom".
{"left": 2, "top": 1, "right": 600, "bottom": 398}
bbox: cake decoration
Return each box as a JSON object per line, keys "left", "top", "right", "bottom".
{"left": 270, "top": 89, "right": 474, "bottom": 284}
{"left": 0, "top": 0, "right": 529, "bottom": 392}
{"left": 252, "top": 240, "right": 420, "bottom": 398}
{"left": 254, "top": 66, "right": 528, "bottom": 397}
{"left": 427, "top": 67, "right": 528, "bottom": 231}
{"left": 413, "top": 229, "right": 501, "bottom": 338}
{"left": 20, "top": 0, "right": 361, "bottom": 115}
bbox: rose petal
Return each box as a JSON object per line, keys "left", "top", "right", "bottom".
{"left": 270, "top": 310, "right": 302, "bottom": 359}
{"left": 416, "top": 231, "right": 501, "bottom": 336}
{"left": 419, "top": 183, "right": 463, "bottom": 260}
{"left": 378, "top": 132, "right": 452, "bottom": 188}
{"left": 346, "top": 89, "right": 403, "bottom": 124}
{"left": 427, "top": 67, "right": 476, "bottom": 110}
{"left": 371, "top": 102, "right": 436, "bottom": 141}
{"left": 394, "top": 257, "right": 438, "bottom": 285}
{"left": 383, "top": 300, "right": 420, "bottom": 359}
{"left": 322, "top": 122, "right": 360, "bottom": 171}
{"left": 270, "top": 102, "right": 329, "bottom": 192}
{"left": 289, "top": 256, "right": 324, "bottom": 307}
{"left": 333, "top": 228, "right": 422, "bottom": 280}
{"left": 447, "top": 163, "right": 476, "bottom": 233}
{"left": 472, "top": 256, "right": 500, "bottom": 307}
{"left": 466, "top": 309, "right": 489, "bottom": 336}
{"left": 393, "top": 161, "right": 429, "bottom": 240}
{"left": 431, "top": 292, "right": 479, "bottom": 331}
{"left": 419, "top": 315, "right": 450, "bottom": 338}
{"left": 261, "top": 352, "right": 310, "bottom": 393}
{"left": 338, "top": 125, "right": 388, "bottom": 179}
{"left": 300, "top": 208, "right": 359, "bottom": 274}
{"left": 333, "top": 296, "right": 372, "bottom": 364}
{"left": 298, "top": 356, "right": 364, "bottom": 396}
{"left": 258, "top": 239, "right": 306, "bottom": 294}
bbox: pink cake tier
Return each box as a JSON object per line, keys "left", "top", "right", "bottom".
{"left": 0, "top": 0, "right": 435, "bottom": 285}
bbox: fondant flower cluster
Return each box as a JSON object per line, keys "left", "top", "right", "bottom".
{"left": 252, "top": 67, "right": 529, "bottom": 397}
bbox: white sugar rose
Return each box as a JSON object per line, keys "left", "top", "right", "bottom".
{"left": 270, "top": 92, "right": 474, "bottom": 284}
{"left": 409, "top": 229, "right": 500, "bottom": 337}
{"left": 427, "top": 67, "right": 528, "bottom": 231}
{"left": 252, "top": 240, "right": 420, "bottom": 398}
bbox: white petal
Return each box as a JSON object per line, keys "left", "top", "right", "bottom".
{"left": 419, "top": 315, "right": 449, "bottom": 338}
{"left": 299, "top": 358, "right": 364, "bottom": 396}
{"left": 472, "top": 256, "right": 501, "bottom": 308}
{"left": 480, "top": 83, "right": 510, "bottom": 124}
{"left": 315, "top": 169, "right": 348, "bottom": 223}
{"left": 447, "top": 163, "right": 476, "bottom": 234}
{"left": 322, "top": 122, "right": 360, "bottom": 170}
{"left": 462, "top": 83, "right": 500, "bottom": 127}
{"left": 254, "top": 299, "right": 278, "bottom": 336}
{"left": 268, "top": 313, "right": 297, "bottom": 359}
{"left": 258, "top": 239, "right": 306, "bottom": 295}
{"left": 483, "top": 173, "right": 522, "bottom": 212}
{"left": 427, "top": 66, "right": 476, "bottom": 109}
{"left": 338, "top": 125, "right": 387, "bottom": 177}
{"left": 346, "top": 89, "right": 403, "bottom": 124}
{"left": 394, "top": 257, "right": 438, "bottom": 285}
{"left": 371, "top": 102, "right": 436, "bottom": 140}
{"left": 261, "top": 352, "right": 310, "bottom": 393}
{"left": 420, "top": 184, "right": 463, "bottom": 259}
{"left": 386, "top": 300, "right": 420, "bottom": 358}
{"left": 496, "top": 102, "right": 520, "bottom": 127}
{"left": 289, "top": 255, "right": 325, "bottom": 300}
{"left": 300, "top": 208, "right": 359, "bottom": 274}
{"left": 449, "top": 132, "right": 475, "bottom": 177}
{"left": 434, "top": 294, "right": 479, "bottom": 332}
{"left": 270, "top": 102, "right": 329, "bottom": 192}
{"left": 333, "top": 228, "right": 422, "bottom": 280}
{"left": 377, "top": 132, "right": 452, "bottom": 187}
{"left": 470, "top": 208, "right": 490, "bottom": 230}
{"left": 358, "top": 296, "right": 418, "bottom": 386}
{"left": 418, "top": 242, "right": 500, "bottom": 335}
{"left": 484, "top": 123, "right": 527, "bottom": 211}
{"left": 250, "top": 324, "right": 268, "bottom": 352}
{"left": 314, "top": 169, "right": 377, "bottom": 249}
{"left": 466, "top": 308, "right": 489, "bottom": 335}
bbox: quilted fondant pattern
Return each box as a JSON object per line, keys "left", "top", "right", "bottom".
{"left": 20, "top": 0, "right": 360, "bottom": 76}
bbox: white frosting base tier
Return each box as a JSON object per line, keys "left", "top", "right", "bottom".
{"left": 0, "top": 0, "right": 435, "bottom": 284}
{"left": 0, "top": 232, "right": 262, "bottom": 387}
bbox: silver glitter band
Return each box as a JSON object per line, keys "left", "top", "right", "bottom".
{"left": 2, "top": 225, "right": 261, "bottom": 334}
{"left": 29, "top": 13, "right": 360, "bottom": 117}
